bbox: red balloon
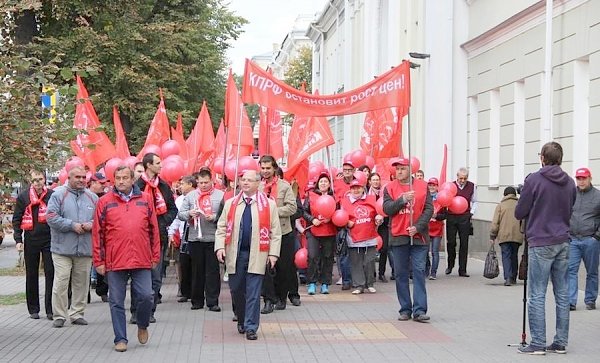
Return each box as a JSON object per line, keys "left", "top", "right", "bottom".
{"left": 410, "top": 157, "right": 421, "bottom": 174}
{"left": 375, "top": 197, "right": 387, "bottom": 217}
{"left": 238, "top": 156, "right": 258, "bottom": 175}
{"left": 142, "top": 144, "right": 162, "bottom": 158}
{"left": 329, "top": 166, "right": 338, "bottom": 177}
{"left": 104, "top": 157, "right": 124, "bottom": 182}
{"left": 311, "top": 160, "right": 325, "bottom": 171}
{"left": 124, "top": 156, "right": 139, "bottom": 170}
{"left": 224, "top": 160, "right": 237, "bottom": 181}
{"left": 449, "top": 196, "right": 469, "bottom": 214}
{"left": 294, "top": 247, "right": 308, "bottom": 269}
{"left": 365, "top": 155, "right": 375, "bottom": 170}
{"left": 436, "top": 190, "right": 453, "bottom": 207}
{"left": 440, "top": 182, "right": 458, "bottom": 197}
{"left": 331, "top": 209, "right": 349, "bottom": 227}
{"left": 353, "top": 171, "right": 367, "bottom": 187}
{"left": 313, "top": 195, "right": 336, "bottom": 219}
{"left": 161, "top": 140, "right": 181, "bottom": 158}
{"left": 65, "top": 156, "right": 85, "bottom": 172}
{"left": 163, "top": 154, "right": 184, "bottom": 166}
{"left": 213, "top": 157, "right": 225, "bottom": 174}
{"left": 350, "top": 149, "right": 367, "bottom": 168}
{"left": 58, "top": 168, "right": 68, "bottom": 184}
{"left": 376, "top": 235, "right": 383, "bottom": 251}
{"left": 343, "top": 153, "right": 353, "bottom": 166}
{"left": 309, "top": 163, "right": 325, "bottom": 182}
{"left": 161, "top": 158, "right": 185, "bottom": 183}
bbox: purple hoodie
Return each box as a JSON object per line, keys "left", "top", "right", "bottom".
{"left": 514, "top": 165, "right": 576, "bottom": 247}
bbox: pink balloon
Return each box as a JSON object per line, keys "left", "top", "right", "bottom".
{"left": 436, "top": 190, "right": 453, "bottom": 207}
{"left": 309, "top": 163, "right": 326, "bottom": 182}
{"left": 161, "top": 158, "right": 185, "bottom": 183}
{"left": 365, "top": 155, "right": 375, "bottom": 170}
{"left": 104, "top": 158, "right": 124, "bottom": 181}
{"left": 353, "top": 171, "right": 367, "bottom": 187}
{"left": 449, "top": 196, "right": 469, "bottom": 214}
{"left": 343, "top": 153, "right": 353, "bottom": 166}
{"left": 238, "top": 156, "right": 258, "bottom": 175}
{"left": 313, "top": 195, "right": 336, "bottom": 219}
{"left": 142, "top": 144, "right": 162, "bottom": 158}
{"left": 213, "top": 157, "right": 225, "bottom": 174}
{"left": 350, "top": 149, "right": 367, "bottom": 168}
{"left": 224, "top": 160, "right": 237, "bottom": 181}
{"left": 294, "top": 247, "right": 308, "bottom": 269}
{"left": 65, "top": 156, "right": 85, "bottom": 172}
{"left": 331, "top": 209, "right": 349, "bottom": 227}
{"left": 161, "top": 140, "right": 181, "bottom": 158}
{"left": 410, "top": 157, "right": 421, "bottom": 174}
{"left": 376, "top": 235, "right": 383, "bottom": 251}
{"left": 440, "top": 182, "right": 458, "bottom": 197}
{"left": 124, "top": 156, "right": 139, "bottom": 170}
{"left": 163, "top": 154, "right": 184, "bottom": 166}
{"left": 58, "top": 168, "right": 68, "bottom": 184}
{"left": 375, "top": 197, "right": 387, "bottom": 217}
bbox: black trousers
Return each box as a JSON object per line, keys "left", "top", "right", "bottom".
{"left": 262, "top": 232, "right": 297, "bottom": 303}
{"left": 179, "top": 252, "right": 192, "bottom": 299}
{"left": 24, "top": 239, "right": 54, "bottom": 315}
{"left": 377, "top": 224, "right": 392, "bottom": 276}
{"left": 306, "top": 233, "right": 335, "bottom": 285}
{"left": 446, "top": 214, "right": 471, "bottom": 274}
{"left": 188, "top": 242, "right": 221, "bottom": 307}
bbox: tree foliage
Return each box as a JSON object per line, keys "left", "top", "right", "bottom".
{"left": 283, "top": 45, "right": 312, "bottom": 94}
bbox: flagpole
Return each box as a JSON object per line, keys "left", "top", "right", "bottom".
{"left": 233, "top": 103, "right": 244, "bottom": 192}
{"left": 326, "top": 146, "right": 335, "bottom": 194}
{"left": 407, "top": 108, "right": 414, "bottom": 245}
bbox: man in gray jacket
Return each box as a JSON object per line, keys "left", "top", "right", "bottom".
{"left": 46, "top": 166, "right": 98, "bottom": 328}
{"left": 568, "top": 167, "right": 600, "bottom": 311}
{"left": 178, "top": 168, "right": 224, "bottom": 311}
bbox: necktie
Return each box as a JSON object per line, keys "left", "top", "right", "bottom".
{"left": 240, "top": 197, "right": 252, "bottom": 250}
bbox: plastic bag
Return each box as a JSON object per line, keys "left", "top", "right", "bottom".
{"left": 483, "top": 244, "right": 500, "bottom": 279}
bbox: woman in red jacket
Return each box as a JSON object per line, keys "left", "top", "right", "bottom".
{"left": 340, "top": 179, "right": 383, "bottom": 294}
{"left": 303, "top": 173, "right": 337, "bottom": 295}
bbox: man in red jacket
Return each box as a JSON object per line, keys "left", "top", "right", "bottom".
{"left": 92, "top": 166, "right": 161, "bottom": 352}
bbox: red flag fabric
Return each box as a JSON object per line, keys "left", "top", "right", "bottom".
{"left": 186, "top": 101, "right": 215, "bottom": 172}
{"left": 242, "top": 59, "right": 411, "bottom": 117}
{"left": 171, "top": 126, "right": 188, "bottom": 160}
{"left": 286, "top": 114, "right": 335, "bottom": 170}
{"left": 70, "top": 76, "right": 116, "bottom": 170}
{"left": 212, "top": 120, "right": 252, "bottom": 163}
{"left": 175, "top": 112, "right": 184, "bottom": 137}
{"left": 360, "top": 107, "right": 404, "bottom": 159}
{"left": 284, "top": 159, "right": 309, "bottom": 194}
{"left": 258, "top": 105, "right": 284, "bottom": 159}
{"left": 142, "top": 90, "right": 170, "bottom": 151}
{"left": 439, "top": 144, "right": 448, "bottom": 185}
{"left": 225, "top": 70, "right": 254, "bottom": 149}
{"left": 113, "top": 105, "right": 130, "bottom": 159}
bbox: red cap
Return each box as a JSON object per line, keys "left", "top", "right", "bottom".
{"left": 391, "top": 157, "right": 410, "bottom": 167}
{"left": 90, "top": 172, "right": 107, "bottom": 183}
{"left": 575, "top": 167, "right": 591, "bottom": 178}
{"left": 349, "top": 179, "right": 365, "bottom": 188}
{"left": 427, "top": 177, "right": 439, "bottom": 185}
{"left": 342, "top": 160, "right": 355, "bottom": 168}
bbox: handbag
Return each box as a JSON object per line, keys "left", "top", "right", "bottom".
{"left": 335, "top": 228, "right": 349, "bottom": 256}
{"left": 483, "top": 244, "right": 500, "bottom": 279}
{"left": 518, "top": 253, "right": 527, "bottom": 280}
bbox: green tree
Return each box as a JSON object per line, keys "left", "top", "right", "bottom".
{"left": 283, "top": 45, "right": 312, "bottom": 94}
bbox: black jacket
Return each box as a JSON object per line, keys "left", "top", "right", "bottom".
{"left": 12, "top": 187, "right": 54, "bottom": 244}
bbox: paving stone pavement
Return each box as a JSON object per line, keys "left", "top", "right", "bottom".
{"left": 1, "top": 232, "right": 599, "bottom": 362}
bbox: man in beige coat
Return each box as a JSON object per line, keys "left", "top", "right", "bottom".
{"left": 215, "top": 170, "right": 281, "bottom": 340}
{"left": 489, "top": 186, "right": 523, "bottom": 286}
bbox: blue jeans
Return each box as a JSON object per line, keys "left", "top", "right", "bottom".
{"left": 391, "top": 244, "right": 429, "bottom": 317}
{"left": 429, "top": 236, "right": 441, "bottom": 275}
{"left": 107, "top": 269, "right": 153, "bottom": 344}
{"left": 339, "top": 254, "right": 352, "bottom": 285}
{"left": 568, "top": 236, "right": 600, "bottom": 305}
{"left": 527, "top": 242, "right": 569, "bottom": 347}
{"left": 500, "top": 242, "right": 520, "bottom": 281}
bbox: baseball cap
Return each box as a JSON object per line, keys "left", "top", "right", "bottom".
{"left": 90, "top": 172, "right": 107, "bottom": 183}
{"left": 350, "top": 179, "right": 365, "bottom": 188}
{"left": 427, "top": 177, "right": 439, "bottom": 185}
{"left": 342, "top": 160, "right": 355, "bottom": 168}
{"left": 575, "top": 167, "right": 591, "bottom": 178}
{"left": 391, "top": 157, "right": 410, "bottom": 167}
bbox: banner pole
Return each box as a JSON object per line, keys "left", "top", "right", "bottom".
{"left": 233, "top": 103, "right": 244, "bottom": 192}
{"left": 326, "top": 146, "right": 335, "bottom": 194}
{"left": 407, "top": 108, "right": 414, "bottom": 244}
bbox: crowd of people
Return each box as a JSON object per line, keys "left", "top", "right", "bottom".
{"left": 11, "top": 141, "right": 599, "bottom": 355}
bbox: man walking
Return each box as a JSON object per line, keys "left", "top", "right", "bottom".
{"left": 568, "top": 167, "right": 600, "bottom": 311}
{"left": 46, "top": 166, "right": 98, "bottom": 328}
{"left": 215, "top": 169, "right": 281, "bottom": 340}
{"left": 515, "top": 141, "right": 576, "bottom": 355}
{"left": 12, "top": 170, "right": 54, "bottom": 320}
{"left": 93, "top": 166, "right": 160, "bottom": 352}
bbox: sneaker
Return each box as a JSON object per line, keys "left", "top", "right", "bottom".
{"left": 398, "top": 313, "right": 411, "bottom": 321}
{"left": 52, "top": 319, "right": 65, "bottom": 328}
{"left": 429, "top": 273, "right": 437, "bottom": 280}
{"left": 307, "top": 283, "right": 316, "bottom": 295}
{"left": 351, "top": 288, "right": 363, "bottom": 295}
{"left": 518, "top": 344, "right": 546, "bottom": 355}
{"left": 30, "top": 313, "right": 40, "bottom": 320}
{"left": 72, "top": 318, "right": 88, "bottom": 325}
{"left": 367, "top": 287, "right": 376, "bottom": 293}
{"left": 546, "top": 342, "right": 566, "bottom": 354}
{"left": 586, "top": 302, "right": 596, "bottom": 310}
{"left": 320, "top": 284, "right": 329, "bottom": 294}
{"left": 504, "top": 280, "right": 512, "bottom": 286}
{"left": 413, "top": 314, "right": 430, "bottom": 323}
{"left": 336, "top": 277, "right": 343, "bottom": 285}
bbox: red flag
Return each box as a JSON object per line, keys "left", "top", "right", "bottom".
{"left": 175, "top": 112, "right": 184, "bottom": 136}
{"left": 224, "top": 70, "right": 253, "bottom": 148}
{"left": 258, "top": 105, "right": 284, "bottom": 159}
{"left": 212, "top": 120, "right": 252, "bottom": 163}
{"left": 142, "top": 89, "right": 170, "bottom": 150}
{"left": 360, "top": 107, "right": 404, "bottom": 159}
{"left": 70, "top": 76, "right": 116, "bottom": 170}
{"left": 287, "top": 114, "right": 334, "bottom": 170}
{"left": 171, "top": 126, "right": 188, "bottom": 160}
{"left": 186, "top": 101, "right": 215, "bottom": 172}
{"left": 113, "top": 105, "right": 130, "bottom": 159}
{"left": 439, "top": 144, "right": 448, "bottom": 184}
{"left": 284, "top": 159, "right": 309, "bottom": 193}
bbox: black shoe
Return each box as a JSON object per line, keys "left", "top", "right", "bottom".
{"left": 90, "top": 280, "right": 97, "bottom": 289}
{"left": 177, "top": 297, "right": 189, "bottom": 303}
{"left": 46, "top": 313, "right": 53, "bottom": 321}
{"left": 101, "top": 295, "right": 108, "bottom": 302}
{"left": 191, "top": 304, "right": 203, "bottom": 310}
{"left": 290, "top": 297, "right": 301, "bottom": 306}
{"left": 413, "top": 314, "right": 431, "bottom": 323}
{"left": 261, "top": 301, "right": 274, "bottom": 314}
{"left": 129, "top": 315, "right": 137, "bottom": 324}
{"left": 208, "top": 305, "right": 221, "bottom": 312}
{"left": 378, "top": 275, "right": 388, "bottom": 283}
{"left": 156, "top": 297, "right": 162, "bottom": 304}
{"left": 237, "top": 324, "right": 245, "bottom": 334}
{"left": 459, "top": 273, "right": 470, "bottom": 277}
{"left": 445, "top": 268, "right": 452, "bottom": 275}
{"left": 72, "top": 318, "right": 88, "bottom": 325}
{"left": 149, "top": 314, "right": 156, "bottom": 323}
{"left": 504, "top": 280, "right": 512, "bottom": 286}
{"left": 246, "top": 330, "right": 258, "bottom": 340}
{"left": 398, "top": 313, "right": 411, "bottom": 321}
{"left": 52, "top": 319, "right": 65, "bottom": 328}
{"left": 232, "top": 314, "right": 238, "bottom": 322}
{"left": 342, "top": 283, "right": 351, "bottom": 290}
{"left": 569, "top": 304, "right": 576, "bottom": 311}
{"left": 30, "top": 313, "right": 40, "bottom": 320}
{"left": 586, "top": 302, "right": 596, "bottom": 310}
{"left": 299, "top": 276, "right": 307, "bottom": 285}
{"left": 274, "top": 300, "right": 286, "bottom": 310}
{"left": 390, "top": 275, "right": 395, "bottom": 280}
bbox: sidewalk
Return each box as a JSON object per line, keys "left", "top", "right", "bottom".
{"left": 1, "top": 234, "right": 599, "bottom": 362}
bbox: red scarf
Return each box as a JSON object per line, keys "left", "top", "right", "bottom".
{"left": 225, "top": 192, "right": 271, "bottom": 252}
{"left": 262, "top": 176, "right": 279, "bottom": 200}
{"left": 142, "top": 173, "right": 167, "bottom": 215}
{"left": 21, "top": 187, "right": 48, "bottom": 231}
{"left": 197, "top": 187, "right": 215, "bottom": 216}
